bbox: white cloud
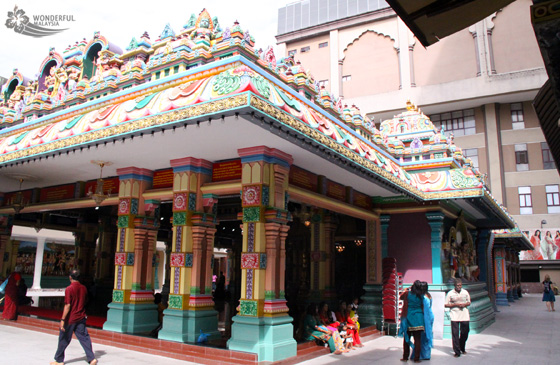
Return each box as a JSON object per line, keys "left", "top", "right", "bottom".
{"left": 0, "top": 0, "right": 292, "bottom": 79}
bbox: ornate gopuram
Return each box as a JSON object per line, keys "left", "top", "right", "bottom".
{"left": 0, "top": 8, "right": 530, "bottom": 362}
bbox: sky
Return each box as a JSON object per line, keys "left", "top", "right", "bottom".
{"left": 0, "top": 0, "right": 295, "bottom": 80}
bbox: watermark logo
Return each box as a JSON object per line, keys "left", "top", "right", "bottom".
{"left": 5, "top": 5, "right": 75, "bottom": 38}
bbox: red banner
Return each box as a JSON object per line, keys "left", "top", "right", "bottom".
{"left": 39, "top": 184, "right": 76, "bottom": 202}
{"left": 152, "top": 168, "right": 174, "bottom": 189}
{"left": 289, "top": 166, "right": 318, "bottom": 192}
{"left": 212, "top": 160, "right": 242, "bottom": 182}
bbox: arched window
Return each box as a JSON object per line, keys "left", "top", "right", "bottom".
{"left": 82, "top": 43, "right": 103, "bottom": 80}
{"left": 38, "top": 60, "right": 58, "bottom": 92}
{"left": 3, "top": 79, "right": 19, "bottom": 101}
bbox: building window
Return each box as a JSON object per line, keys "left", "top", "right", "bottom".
{"left": 511, "top": 102, "right": 525, "bottom": 130}
{"left": 515, "top": 144, "right": 529, "bottom": 171}
{"left": 518, "top": 186, "right": 533, "bottom": 215}
{"left": 288, "top": 49, "right": 297, "bottom": 57}
{"left": 173, "top": 66, "right": 179, "bottom": 74}
{"left": 342, "top": 75, "right": 352, "bottom": 82}
{"left": 464, "top": 148, "right": 479, "bottom": 169}
{"left": 542, "top": 142, "right": 555, "bottom": 170}
{"left": 430, "top": 109, "right": 475, "bottom": 136}
{"left": 546, "top": 185, "right": 560, "bottom": 213}
{"left": 318, "top": 79, "right": 329, "bottom": 88}
{"left": 164, "top": 68, "right": 170, "bottom": 77}
{"left": 319, "top": 42, "right": 328, "bottom": 48}
{"left": 300, "top": 46, "right": 310, "bottom": 53}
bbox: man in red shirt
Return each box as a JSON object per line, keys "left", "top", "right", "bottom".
{"left": 50, "top": 269, "right": 97, "bottom": 365}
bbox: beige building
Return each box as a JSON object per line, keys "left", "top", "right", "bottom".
{"left": 276, "top": 0, "right": 559, "bottom": 241}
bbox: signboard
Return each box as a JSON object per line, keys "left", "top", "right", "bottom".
{"left": 212, "top": 160, "right": 242, "bottom": 182}
{"left": 39, "top": 184, "right": 76, "bottom": 202}
{"left": 353, "top": 190, "right": 372, "bottom": 210}
{"left": 520, "top": 229, "right": 560, "bottom": 260}
{"left": 152, "top": 168, "right": 174, "bottom": 189}
{"left": 289, "top": 166, "right": 318, "bottom": 192}
{"left": 84, "top": 177, "right": 119, "bottom": 196}
{"left": 326, "top": 180, "right": 347, "bottom": 202}
{"left": 2, "top": 190, "right": 33, "bottom": 207}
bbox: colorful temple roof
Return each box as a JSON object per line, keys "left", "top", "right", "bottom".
{"left": 0, "top": 9, "right": 514, "bottom": 228}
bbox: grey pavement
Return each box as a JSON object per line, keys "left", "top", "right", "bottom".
{"left": 0, "top": 294, "right": 557, "bottom": 364}
{"left": 300, "top": 293, "right": 559, "bottom": 365}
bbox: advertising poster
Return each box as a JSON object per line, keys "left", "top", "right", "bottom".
{"left": 520, "top": 229, "right": 560, "bottom": 260}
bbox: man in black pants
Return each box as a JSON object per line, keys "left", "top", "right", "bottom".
{"left": 50, "top": 269, "right": 98, "bottom": 365}
{"left": 445, "top": 279, "right": 471, "bottom": 358}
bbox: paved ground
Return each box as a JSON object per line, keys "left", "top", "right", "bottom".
{"left": 299, "top": 293, "right": 559, "bottom": 365}
{"left": 0, "top": 294, "right": 557, "bottom": 364}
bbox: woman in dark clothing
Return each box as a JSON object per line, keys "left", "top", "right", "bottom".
{"left": 542, "top": 275, "right": 556, "bottom": 311}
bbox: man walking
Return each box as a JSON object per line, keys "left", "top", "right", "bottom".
{"left": 445, "top": 279, "right": 471, "bottom": 358}
{"left": 50, "top": 269, "right": 97, "bottom": 365}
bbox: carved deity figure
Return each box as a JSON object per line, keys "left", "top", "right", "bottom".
{"left": 23, "top": 80, "right": 37, "bottom": 105}
{"left": 191, "top": 8, "right": 214, "bottom": 42}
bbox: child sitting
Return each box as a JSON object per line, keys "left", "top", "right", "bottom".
{"left": 338, "top": 323, "right": 354, "bottom": 351}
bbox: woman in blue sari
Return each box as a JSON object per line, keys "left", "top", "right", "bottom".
{"left": 420, "top": 282, "right": 434, "bottom": 360}
{"left": 398, "top": 280, "right": 425, "bottom": 363}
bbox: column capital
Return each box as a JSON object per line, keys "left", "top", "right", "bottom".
{"left": 117, "top": 167, "right": 154, "bottom": 181}
{"left": 426, "top": 211, "right": 445, "bottom": 222}
{"left": 238, "top": 146, "right": 293, "bottom": 168}
{"left": 170, "top": 157, "right": 213, "bottom": 174}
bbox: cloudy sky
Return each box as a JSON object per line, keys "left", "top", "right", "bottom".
{"left": 0, "top": 0, "right": 294, "bottom": 79}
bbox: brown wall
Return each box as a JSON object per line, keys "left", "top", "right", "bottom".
{"left": 478, "top": 146, "right": 488, "bottom": 175}
{"left": 528, "top": 142, "right": 544, "bottom": 171}
{"left": 474, "top": 107, "right": 485, "bottom": 135}
{"left": 524, "top": 101, "right": 541, "bottom": 128}
{"left": 499, "top": 101, "right": 540, "bottom": 131}
{"left": 341, "top": 31, "right": 400, "bottom": 97}
{"left": 413, "top": 28, "right": 477, "bottom": 86}
{"left": 532, "top": 185, "right": 547, "bottom": 214}
{"left": 502, "top": 144, "right": 516, "bottom": 173}
{"left": 505, "top": 186, "right": 520, "bottom": 215}
{"left": 285, "top": 34, "right": 331, "bottom": 89}
{"left": 499, "top": 103, "right": 512, "bottom": 131}
{"left": 492, "top": 0, "right": 545, "bottom": 74}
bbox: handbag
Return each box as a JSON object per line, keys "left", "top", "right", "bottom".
{"left": 0, "top": 275, "right": 10, "bottom": 294}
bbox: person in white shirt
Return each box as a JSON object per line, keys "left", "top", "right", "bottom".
{"left": 445, "top": 279, "right": 471, "bottom": 358}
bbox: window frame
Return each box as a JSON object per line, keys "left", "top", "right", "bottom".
{"left": 511, "top": 102, "right": 525, "bottom": 130}
{"left": 518, "top": 186, "right": 533, "bottom": 215}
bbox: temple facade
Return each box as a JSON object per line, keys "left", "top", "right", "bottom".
{"left": 0, "top": 8, "right": 530, "bottom": 362}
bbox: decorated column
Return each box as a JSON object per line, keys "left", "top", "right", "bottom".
{"left": 380, "top": 214, "right": 390, "bottom": 258}
{"left": 360, "top": 219, "right": 383, "bottom": 327}
{"left": 506, "top": 249, "right": 515, "bottom": 302}
{"left": 493, "top": 245, "right": 509, "bottom": 306}
{"left": 228, "top": 146, "right": 296, "bottom": 362}
{"left": 309, "top": 209, "right": 335, "bottom": 301}
{"left": 321, "top": 211, "right": 337, "bottom": 301}
{"left": 158, "top": 157, "right": 219, "bottom": 343}
{"left": 104, "top": 167, "right": 160, "bottom": 334}
{"left": 426, "top": 212, "right": 445, "bottom": 284}
{"left": 0, "top": 213, "right": 13, "bottom": 276}
{"left": 74, "top": 222, "right": 99, "bottom": 278}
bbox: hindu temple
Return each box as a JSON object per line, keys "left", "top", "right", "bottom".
{"left": 0, "top": 8, "right": 532, "bottom": 363}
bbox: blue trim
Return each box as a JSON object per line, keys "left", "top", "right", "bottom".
{"left": 495, "top": 292, "right": 510, "bottom": 306}
{"left": 172, "top": 165, "right": 212, "bottom": 175}
{"left": 426, "top": 212, "right": 445, "bottom": 285}
{"left": 118, "top": 174, "right": 153, "bottom": 182}
{"left": 240, "top": 154, "right": 291, "bottom": 169}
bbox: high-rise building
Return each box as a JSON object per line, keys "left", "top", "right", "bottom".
{"left": 277, "top": 0, "right": 559, "bottom": 287}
